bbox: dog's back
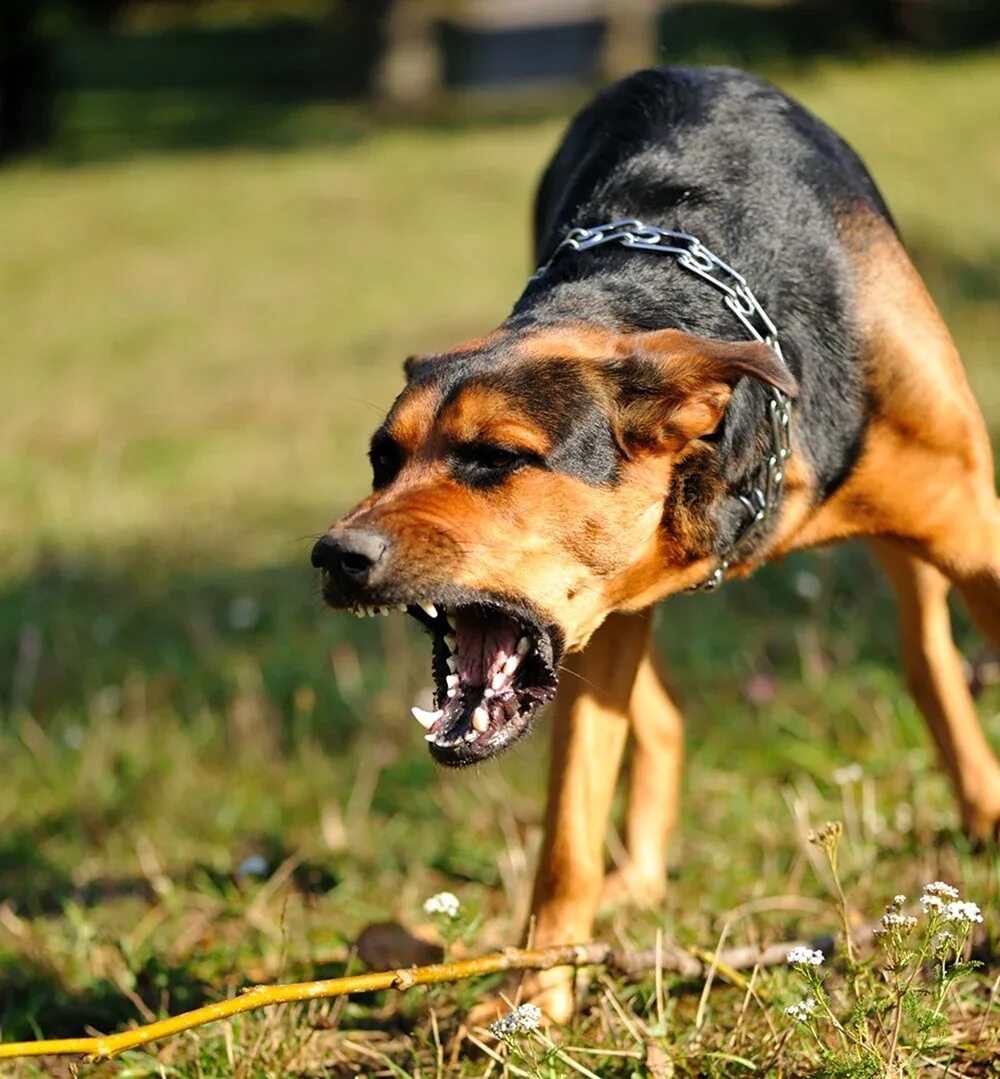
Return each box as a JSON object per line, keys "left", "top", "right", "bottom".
{"left": 533, "top": 66, "right": 894, "bottom": 263}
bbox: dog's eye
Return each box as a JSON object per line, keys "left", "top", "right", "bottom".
{"left": 369, "top": 437, "right": 402, "bottom": 488}
{"left": 456, "top": 443, "right": 528, "bottom": 474}
{"left": 448, "top": 442, "right": 539, "bottom": 485}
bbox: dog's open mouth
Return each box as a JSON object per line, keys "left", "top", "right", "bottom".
{"left": 350, "top": 599, "right": 558, "bottom": 766}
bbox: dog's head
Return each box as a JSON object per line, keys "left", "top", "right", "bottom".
{"left": 314, "top": 324, "right": 794, "bottom": 765}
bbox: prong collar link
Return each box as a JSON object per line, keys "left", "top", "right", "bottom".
{"left": 530, "top": 219, "right": 793, "bottom": 592}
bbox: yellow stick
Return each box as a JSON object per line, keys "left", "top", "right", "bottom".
{"left": 0, "top": 942, "right": 609, "bottom": 1062}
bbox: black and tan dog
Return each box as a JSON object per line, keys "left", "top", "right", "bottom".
{"left": 312, "top": 67, "right": 1000, "bottom": 1019}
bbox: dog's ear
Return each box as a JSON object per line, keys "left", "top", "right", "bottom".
{"left": 403, "top": 354, "right": 433, "bottom": 382}
{"left": 610, "top": 328, "right": 797, "bottom": 453}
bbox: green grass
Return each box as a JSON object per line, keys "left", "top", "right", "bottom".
{"left": 1, "top": 51, "right": 999, "bottom": 1076}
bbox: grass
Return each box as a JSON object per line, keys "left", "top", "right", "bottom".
{"left": 1, "top": 49, "right": 999, "bottom": 1076}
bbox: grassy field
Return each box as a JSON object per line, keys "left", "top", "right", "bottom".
{"left": 1, "top": 50, "right": 999, "bottom": 1077}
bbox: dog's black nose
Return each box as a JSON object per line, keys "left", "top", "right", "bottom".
{"left": 311, "top": 529, "right": 389, "bottom": 587}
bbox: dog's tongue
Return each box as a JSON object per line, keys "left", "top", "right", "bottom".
{"left": 453, "top": 608, "right": 518, "bottom": 687}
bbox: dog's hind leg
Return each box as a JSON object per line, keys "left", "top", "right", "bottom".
{"left": 872, "top": 538, "right": 1000, "bottom": 841}
{"left": 517, "top": 608, "right": 651, "bottom": 1021}
{"left": 601, "top": 641, "right": 684, "bottom": 909}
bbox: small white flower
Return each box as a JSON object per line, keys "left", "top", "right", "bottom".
{"left": 488, "top": 1003, "right": 543, "bottom": 1038}
{"left": 923, "top": 881, "right": 960, "bottom": 900}
{"left": 832, "top": 763, "right": 863, "bottom": 784}
{"left": 423, "top": 891, "right": 460, "bottom": 919}
{"left": 920, "top": 894, "right": 944, "bottom": 913}
{"left": 794, "top": 570, "right": 823, "bottom": 601}
{"left": 892, "top": 895, "right": 907, "bottom": 906}
{"left": 785, "top": 997, "right": 818, "bottom": 1022}
{"left": 786, "top": 946, "right": 824, "bottom": 967}
{"left": 942, "top": 900, "right": 983, "bottom": 924}
{"left": 934, "top": 931, "right": 954, "bottom": 951}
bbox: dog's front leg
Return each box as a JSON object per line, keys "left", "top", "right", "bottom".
{"left": 521, "top": 609, "right": 652, "bottom": 1021}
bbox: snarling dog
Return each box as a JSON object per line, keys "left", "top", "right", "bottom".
{"left": 313, "top": 68, "right": 1000, "bottom": 1019}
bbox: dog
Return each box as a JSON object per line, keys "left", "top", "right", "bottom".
{"left": 312, "top": 67, "right": 1000, "bottom": 1020}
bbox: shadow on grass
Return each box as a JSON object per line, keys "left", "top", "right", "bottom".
{"left": 2, "top": 538, "right": 986, "bottom": 733}
{"left": 0, "top": 955, "right": 212, "bottom": 1042}
{"left": 0, "top": 817, "right": 339, "bottom": 916}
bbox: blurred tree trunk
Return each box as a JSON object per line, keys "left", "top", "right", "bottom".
{"left": 603, "top": 0, "right": 660, "bottom": 79}
{"left": 0, "top": 1, "right": 54, "bottom": 159}
{"left": 375, "top": 0, "right": 443, "bottom": 106}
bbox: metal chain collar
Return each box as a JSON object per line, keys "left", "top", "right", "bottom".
{"left": 530, "top": 219, "right": 793, "bottom": 591}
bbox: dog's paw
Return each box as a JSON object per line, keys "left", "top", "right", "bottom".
{"left": 600, "top": 864, "right": 667, "bottom": 911}
{"left": 465, "top": 966, "right": 577, "bottom": 1030}
{"left": 960, "top": 798, "right": 1000, "bottom": 848}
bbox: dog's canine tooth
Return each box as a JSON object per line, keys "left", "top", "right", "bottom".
{"left": 503, "top": 655, "right": 520, "bottom": 676}
{"left": 419, "top": 602, "right": 438, "bottom": 619}
{"left": 516, "top": 636, "right": 531, "bottom": 656}
{"left": 411, "top": 706, "right": 442, "bottom": 729}
{"left": 446, "top": 656, "right": 458, "bottom": 672}
{"left": 472, "top": 706, "right": 490, "bottom": 733}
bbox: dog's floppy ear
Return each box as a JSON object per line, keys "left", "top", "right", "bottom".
{"left": 610, "top": 328, "right": 797, "bottom": 453}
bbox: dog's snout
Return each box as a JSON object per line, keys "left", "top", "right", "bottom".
{"left": 311, "top": 529, "right": 390, "bottom": 588}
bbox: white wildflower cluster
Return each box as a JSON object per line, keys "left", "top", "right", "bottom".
{"left": 919, "top": 881, "right": 959, "bottom": 913}
{"left": 423, "top": 891, "right": 461, "bottom": 919}
{"left": 488, "top": 1003, "right": 543, "bottom": 1038}
{"left": 786, "top": 946, "right": 824, "bottom": 967}
{"left": 785, "top": 997, "right": 818, "bottom": 1022}
{"left": 918, "top": 882, "right": 982, "bottom": 924}
{"left": 924, "top": 881, "right": 959, "bottom": 900}
{"left": 934, "top": 931, "right": 955, "bottom": 953}
{"left": 881, "top": 911, "right": 918, "bottom": 930}
{"left": 943, "top": 900, "right": 983, "bottom": 924}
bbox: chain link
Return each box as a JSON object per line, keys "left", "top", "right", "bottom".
{"left": 531, "top": 219, "right": 793, "bottom": 592}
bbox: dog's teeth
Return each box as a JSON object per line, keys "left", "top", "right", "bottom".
{"left": 398, "top": 604, "right": 408, "bottom": 612}
{"left": 379, "top": 607, "right": 389, "bottom": 616}
{"left": 484, "top": 687, "right": 494, "bottom": 699}
{"left": 491, "top": 671, "right": 506, "bottom": 691}
{"left": 464, "top": 729, "right": 478, "bottom": 742}
{"left": 444, "top": 633, "right": 457, "bottom": 652}
{"left": 472, "top": 706, "right": 490, "bottom": 733}
{"left": 446, "top": 673, "right": 460, "bottom": 688}
{"left": 503, "top": 697, "right": 519, "bottom": 717}
{"left": 516, "top": 636, "right": 531, "bottom": 656}
{"left": 503, "top": 655, "right": 520, "bottom": 676}
{"left": 447, "top": 687, "right": 459, "bottom": 698}
{"left": 419, "top": 602, "right": 438, "bottom": 619}
{"left": 411, "top": 706, "right": 442, "bottom": 730}
{"left": 446, "top": 656, "right": 458, "bottom": 672}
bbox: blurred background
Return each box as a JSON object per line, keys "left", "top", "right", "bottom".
{"left": 1, "top": 0, "right": 999, "bottom": 1064}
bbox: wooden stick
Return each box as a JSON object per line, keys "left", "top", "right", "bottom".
{"left": 0, "top": 943, "right": 610, "bottom": 1062}
{"left": 0, "top": 925, "right": 867, "bottom": 1062}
